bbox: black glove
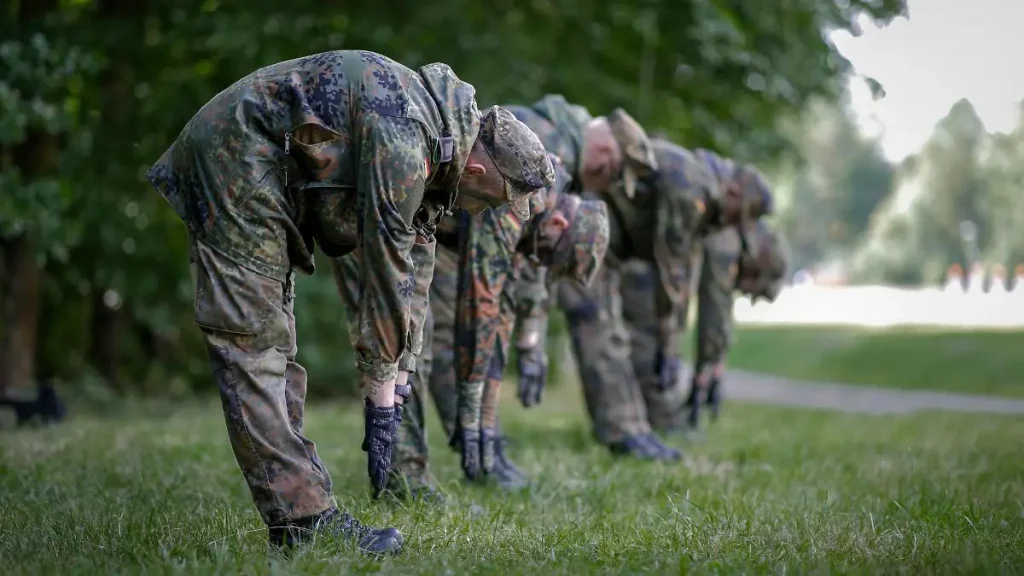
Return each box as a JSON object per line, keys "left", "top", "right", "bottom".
{"left": 654, "top": 350, "right": 682, "bottom": 392}
{"left": 516, "top": 345, "right": 548, "bottom": 408}
{"left": 457, "top": 426, "right": 498, "bottom": 482}
{"left": 361, "top": 399, "right": 397, "bottom": 498}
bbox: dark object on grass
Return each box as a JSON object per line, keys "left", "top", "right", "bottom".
{"left": 0, "top": 379, "right": 66, "bottom": 428}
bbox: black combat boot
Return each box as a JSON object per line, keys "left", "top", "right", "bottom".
{"left": 490, "top": 434, "right": 530, "bottom": 491}
{"left": 609, "top": 433, "right": 681, "bottom": 461}
{"left": 268, "top": 507, "right": 403, "bottom": 556}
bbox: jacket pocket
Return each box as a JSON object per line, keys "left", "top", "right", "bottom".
{"left": 190, "top": 240, "right": 283, "bottom": 336}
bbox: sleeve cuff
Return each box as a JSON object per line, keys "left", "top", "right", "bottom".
{"left": 398, "top": 351, "right": 417, "bottom": 374}
{"left": 356, "top": 358, "right": 399, "bottom": 382}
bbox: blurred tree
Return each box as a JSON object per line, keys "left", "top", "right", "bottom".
{"left": 853, "top": 99, "right": 992, "bottom": 285}
{"left": 979, "top": 102, "right": 1024, "bottom": 271}
{"left": 772, "top": 98, "right": 894, "bottom": 272}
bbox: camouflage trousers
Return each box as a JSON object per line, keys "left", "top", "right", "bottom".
{"left": 190, "top": 237, "right": 336, "bottom": 526}
{"left": 330, "top": 245, "right": 460, "bottom": 490}
{"left": 559, "top": 264, "right": 655, "bottom": 444}
{"left": 619, "top": 260, "right": 689, "bottom": 431}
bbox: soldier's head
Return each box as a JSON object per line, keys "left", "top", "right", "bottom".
{"left": 696, "top": 150, "right": 774, "bottom": 227}
{"left": 457, "top": 106, "right": 555, "bottom": 221}
{"left": 523, "top": 188, "right": 610, "bottom": 288}
{"left": 580, "top": 108, "right": 658, "bottom": 195}
{"left": 726, "top": 163, "right": 774, "bottom": 225}
{"left": 735, "top": 221, "right": 787, "bottom": 302}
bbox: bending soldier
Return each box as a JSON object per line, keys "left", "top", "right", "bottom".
{"left": 330, "top": 153, "right": 609, "bottom": 498}
{"left": 146, "top": 50, "right": 554, "bottom": 556}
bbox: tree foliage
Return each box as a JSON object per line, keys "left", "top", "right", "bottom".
{"left": 1, "top": 0, "right": 908, "bottom": 396}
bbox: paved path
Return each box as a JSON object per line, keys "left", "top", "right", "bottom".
{"left": 725, "top": 369, "right": 1024, "bottom": 415}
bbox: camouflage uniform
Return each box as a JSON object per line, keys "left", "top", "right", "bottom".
{"left": 504, "top": 97, "right": 685, "bottom": 458}
{"left": 622, "top": 227, "right": 740, "bottom": 431}
{"left": 146, "top": 50, "right": 553, "bottom": 548}
{"left": 685, "top": 219, "right": 787, "bottom": 426}
{"left": 623, "top": 221, "right": 786, "bottom": 432}
{"left": 561, "top": 141, "right": 772, "bottom": 455}
{"left": 331, "top": 155, "right": 608, "bottom": 491}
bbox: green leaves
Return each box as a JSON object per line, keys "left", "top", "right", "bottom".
{"left": 5, "top": 0, "right": 910, "bottom": 394}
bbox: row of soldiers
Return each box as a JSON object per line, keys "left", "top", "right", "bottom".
{"left": 145, "top": 49, "right": 784, "bottom": 557}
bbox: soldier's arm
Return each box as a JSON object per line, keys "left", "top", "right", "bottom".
{"left": 652, "top": 153, "right": 717, "bottom": 360}
{"left": 513, "top": 260, "right": 550, "bottom": 348}
{"left": 694, "top": 246, "right": 735, "bottom": 377}
{"left": 354, "top": 114, "right": 432, "bottom": 398}
{"left": 453, "top": 206, "right": 521, "bottom": 432}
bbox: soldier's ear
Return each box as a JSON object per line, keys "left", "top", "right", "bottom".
{"left": 463, "top": 163, "right": 486, "bottom": 177}
{"left": 546, "top": 211, "right": 570, "bottom": 233}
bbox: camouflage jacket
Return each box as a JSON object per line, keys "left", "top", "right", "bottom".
{"left": 147, "top": 50, "right": 481, "bottom": 383}
{"left": 694, "top": 227, "right": 741, "bottom": 371}
{"left": 597, "top": 139, "right": 724, "bottom": 357}
{"left": 451, "top": 158, "right": 572, "bottom": 400}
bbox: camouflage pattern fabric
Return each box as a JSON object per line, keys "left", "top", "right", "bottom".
{"left": 330, "top": 157, "right": 608, "bottom": 484}
{"left": 189, "top": 234, "right": 335, "bottom": 525}
{"left": 694, "top": 228, "right": 743, "bottom": 374}
{"left": 621, "top": 258, "right": 693, "bottom": 432}
{"left": 148, "top": 50, "right": 553, "bottom": 524}
{"left": 558, "top": 266, "right": 652, "bottom": 443}
{"left": 453, "top": 158, "right": 608, "bottom": 439}
{"left": 506, "top": 95, "right": 592, "bottom": 188}
{"left": 565, "top": 139, "right": 777, "bottom": 444}
{"left": 331, "top": 248, "right": 456, "bottom": 491}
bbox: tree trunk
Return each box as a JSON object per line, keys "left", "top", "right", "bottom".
{"left": 0, "top": 234, "right": 41, "bottom": 395}
{"left": 0, "top": 0, "right": 63, "bottom": 395}
{"left": 89, "top": 290, "right": 125, "bottom": 392}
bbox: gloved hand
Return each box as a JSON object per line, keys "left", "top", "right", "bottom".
{"left": 707, "top": 373, "right": 723, "bottom": 419}
{"left": 456, "top": 426, "right": 498, "bottom": 482}
{"left": 361, "top": 399, "right": 397, "bottom": 498}
{"left": 654, "top": 350, "right": 683, "bottom": 392}
{"left": 516, "top": 345, "right": 548, "bottom": 408}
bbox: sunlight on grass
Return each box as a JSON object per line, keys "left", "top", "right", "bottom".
{"left": 725, "top": 325, "right": 1024, "bottom": 397}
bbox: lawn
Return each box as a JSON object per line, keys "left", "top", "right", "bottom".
{"left": 2, "top": 382, "right": 1022, "bottom": 575}
{"left": 724, "top": 325, "right": 1024, "bottom": 397}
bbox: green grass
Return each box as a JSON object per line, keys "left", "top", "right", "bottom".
{"left": 725, "top": 325, "right": 1024, "bottom": 397}
{"left": 2, "top": 384, "right": 1023, "bottom": 575}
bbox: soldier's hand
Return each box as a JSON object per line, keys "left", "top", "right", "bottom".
{"left": 516, "top": 345, "right": 548, "bottom": 408}
{"left": 654, "top": 351, "right": 682, "bottom": 392}
{"left": 457, "top": 426, "right": 499, "bottom": 481}
{"left": 361, "top": 399, "right": 397, "bottom": 499}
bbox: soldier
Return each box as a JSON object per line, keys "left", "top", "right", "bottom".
{"left": 499, "top": 96, "right": 682, "bottom": 459}
{"left": 331, "top": 154, "right": 609, "bottom": 498}
{"left": 553, "top": 140, "right": 772, "bottom": 459}
{"left": 145, "top": 50, "right": 554, "bottom": 556}
{"left": 623, "top": 221, "right": 788, "bottom": 433}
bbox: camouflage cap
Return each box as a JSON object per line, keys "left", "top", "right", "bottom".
{"left": 606, "top": 108, "right": 658, "bottom": 198}
{"left": 550, "top": 197, "right": 610, "bottom": 288}
{"left": 738, "top": 220, "right": 788, "bottom": 302}
{"left": 477, "top": 105, "right": 556, "bottom": 221}
{"left": 733, "top": 163, "right": 774, "bottom": 219}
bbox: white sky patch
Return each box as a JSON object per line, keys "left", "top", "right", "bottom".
{"left": 831, "top": 0, "right": 1024, "bottom": 162}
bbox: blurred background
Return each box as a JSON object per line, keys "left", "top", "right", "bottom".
{"left": 3, "top": 0, "right": 1021, "bottom": 408}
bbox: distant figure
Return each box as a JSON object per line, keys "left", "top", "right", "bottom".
{"left": 989, "top": 264, "right": 1008, "bottom": 294}
{"left": 966, "top": 263, "right": 985, "bottom": 294}
{"left": 1013, "top": 265, "right": 1024, "bottom": 293}
{"left": 944, "top": 263, "right": 964, "bottom": 293}
{"left": 0, "top": 379, "right": 66, "bottom": 428}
